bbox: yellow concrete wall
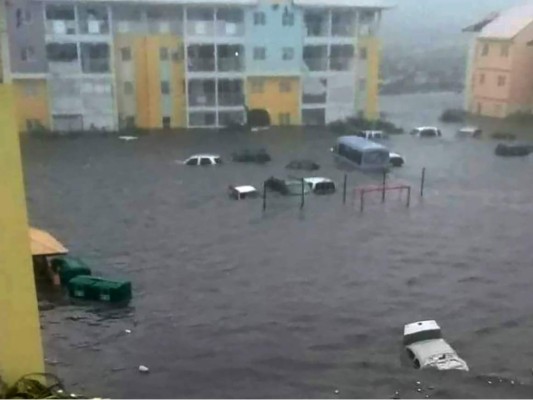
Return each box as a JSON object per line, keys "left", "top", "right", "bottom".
{"left": 246, "top": 77, "right": 300, "bottom": 126}
{"left": 360, "top": 37, "right": 381, "bottom": 120}
{"left": 116, "top": 35, "right": 185, "bottom": 129}
{"left": 0, "top": 85, "right": 45, "bottom": 384}
{"left": 13, "top": 79, "right": 50, "bottom": 132}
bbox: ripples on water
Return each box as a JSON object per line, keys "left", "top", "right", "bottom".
{"left": 23, "top": 93, "right": 533, "bottom": 398}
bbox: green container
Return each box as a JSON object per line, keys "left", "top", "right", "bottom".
{"left": 51, "top": 256, "right": 92, "bottom": 286}
{"left": 68, "top": 275, "right": 132, "bottom": 303}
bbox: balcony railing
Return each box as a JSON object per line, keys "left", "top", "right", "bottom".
{"left": 217, "top": 57, "right": 244, "bottom": 72}
{"left": 189, "top": 94, "right": 216, "bottom": 107}
{"left": 304, "top": 58, "right": 328, "bottom": 71}
{"left": 79, "top": 19, "right": 110, "bottom": 35}
{"left": 186, "top": 21, "right": 215, "bottom": 36}
{"left": 81, "top": 58, "right": 110, "bottom": 73}
{"left": 302, "top": 93, "right": 326, "bottom": 104}
{"left": 46, "top": 20, "right": 77, "bottom": 35}
{"left": 218, "top": 93, "right": 243, "bottom": 106}
{"left": 330, "top": 57, "right": 354, "bottom": 71}
{"left": 332, "top": 24, "right": 354, "bottom": 37}
{"left": 187, "top": 58, "right": 215, "bottom": 72}
{"left": 215, "top": 21, "right": 244, "bottom": 37}
{"left": 305, "top": 24, "right": 329, "bottom": 37}
{"left": 48, "top": 61, "right": 81, "bottom": 75}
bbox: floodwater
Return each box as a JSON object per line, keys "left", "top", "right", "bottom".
{"left": 22, "top": 92, "right": 533, "bottom": 398}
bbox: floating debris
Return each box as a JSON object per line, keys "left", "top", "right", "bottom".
{"left": 428, "top": 386, "right": 435, "bottom": 391}
{"left": 416, "top": 381, "right": 421, "bottom": 386}
{"left": 125, "top": 329, "right": 132, "bottom": 334}
{"left": 138, "top": 365, "right": 150, "bottom": 373}
{"left": 488, "top": 380, "right": 492, "bottom": 385}
{"left": 416, "top": 388, "right": 422, "bottom": 393}
{"left": 119, "top": 136, "right": 138, "bottom": 141}
{"left": 334, "top": 389, "right": 340, "bottom": 395}
{"left": 511, "top": 380, "right": 515, "bottom": 385}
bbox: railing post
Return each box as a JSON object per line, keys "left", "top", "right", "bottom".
{"left": 420, "top": 167, "right": 426, "bottom": 197}
{"left": 382, "top": 169, "right": 387, "bottom": 203}
{"left": 360, "top": 189, "right": 365, "bottom": 213}
{"left": 263, "top": 182, "right": 267, "bottom": 211}
{"left": 343, "top": 173, "right": 347, "bottom": 204}
{"left": 300, "top": 179, "right": 305, "bottom": 209}
{"left": 407, "top": 186, "right": 411, "bottom": 208}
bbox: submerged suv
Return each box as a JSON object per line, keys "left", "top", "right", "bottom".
{"left": 184, "top": 154, "right": 223, "bottom": 166}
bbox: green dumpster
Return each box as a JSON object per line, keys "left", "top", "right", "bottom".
{"left": 51, "top": 256, "right": 92, "bottom": 286}
{"left": 68, "top": 275, "right": 132, "bottom": 303}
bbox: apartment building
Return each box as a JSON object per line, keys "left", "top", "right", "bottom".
{"left": 464, "top": 2, "right": 533, "bottom": 118}
{"left": 2, "top": 0, "right": 390, "bottom": 131}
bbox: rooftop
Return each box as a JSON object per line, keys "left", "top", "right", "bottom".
{"left": 478, "top": 2, "right": 533, "bottom": 40}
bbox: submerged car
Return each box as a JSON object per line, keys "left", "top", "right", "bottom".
{"left": 410, "top": 127, "right": 442, "bottom": 138}
{"left": 495, "top": 143, "right": 532, "bottom": 157}
{"left": 228, "top": 185, "right": 259, "bottom": 200}
{"left": 456, "top": 126, "right": 482, "bottom": 138}
{"left": 303, "top": 177, "right": 336, "bottom": 194}
{"left": 354, "top": 130, "right": 389, "bottom": 141}
{"left": 286, "top": 159, "right": 320, "bottom": 171}
{"left": 264, "top": 177, "right": 311, "bottom": 196}
{"left": 389, "top": 152, "right": 405, "bottom": 167}
{"left": 403, "top": 320, "right": 469, "bottom": 372}
{"left": 184, "top": 154, "right": 223, "bottom": 166}
{"left": 232, "top": 149, "right": 271, "bottom": 164}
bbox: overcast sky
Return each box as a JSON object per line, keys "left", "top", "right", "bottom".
{"left": 381, "top": 0, "right": 528, "bottom": 50}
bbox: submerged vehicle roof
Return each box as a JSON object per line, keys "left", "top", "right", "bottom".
{"left": 187, "top": 153, "right": 221, "bottom": 158}
{"left": 404, "top": 320, "right": 441, "bottom": 336}
{"left": 337, "top": 136, "right": 388, "bottom": 151}
{"left": 232, "top": 185, "right": 257, "bottom": 193}
{"left": 303, "top": 177, "right": 333, "bottom": 184}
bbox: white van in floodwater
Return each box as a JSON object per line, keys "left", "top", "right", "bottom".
{"left": 332, "top": 136, "right": 390, "bottom": 171}
{"left": 403, "top": 320, "right": 469, "bottom": 372}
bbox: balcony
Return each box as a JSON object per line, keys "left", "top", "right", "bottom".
{"left": 45, "top": 4, "right": 76, "bottom": 35}
{"left": 47, "top": 43, "right": 80, "bottom": 74}
{"left": 189, "top": 111, "right": 216, "bottom": 127}
{"left": 188, "top": 79, "right": 216, "bottom": 107}
{"left": 81, "top": 58, "right": 110, "bottom": 73}
{"left": 46, "top": 20, "right": 77, "bottom": 35}
{"left": 304, "top": 58, "right": 328, "bottom": 72}
{"left": 332, "top": 12, "right": 354, "bottom": 37}
{"left": 80, "top": 43, "right": 110, "bottom": 73}
{"left": 330, "top": 57, "right": 354, "bottom": 71}
{"left": 188, "top": 45, "right": 215, "bottom": 72}
{"left": 304, "top": 12, "right": 329, "bottom": 37}
{"left": 302, "top": 78, "right": 327, "bottom": 104}
{"left": 215, "top": 8, "right": 244, "bottom": 37}
{"left": 79, "top": 19, "right": 110, "bottom": 35}
{"left": 217, "top": 45, "right": 244, "bottom": 72}
{"left": 78, "top": 5, "right": 110, "bottom": 35}
{"left": 187, "top": 8, "right": 215, "bottom": 37}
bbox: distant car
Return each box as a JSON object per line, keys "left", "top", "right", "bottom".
{"left": 184, "top": 154, "right": 222, "bottom": 166}
{"left": 264, "top": 177, "right": 311, "bottom": 196}
{"left": 228, "top": 185, "right": 259, "bottom": 200}
{"left": 494, "top": 143, "right": 532, "bottom": 157}
{"left": 389, "top": 152, "right": 405, "bottom": 167}
{"left": 303, "top": 177, "right": 336, "bottom": 194}
{"left": 410, "top": 127, "right": 442, "bottom": 138}
{"left": 403, "top": 320, "right": 469, "bottom": 372}
{"left": 456, "top": 127, "right": 482, "bottom": 138}
{"left": 355, "top": 130, "right": 389, "bottom": 140}
{"left": 286, "top": 159, "right": 320, "bottom": 171}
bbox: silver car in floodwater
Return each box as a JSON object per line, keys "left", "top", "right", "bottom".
{"left": 403, "top": 320, "right": 469, "bottom": 372}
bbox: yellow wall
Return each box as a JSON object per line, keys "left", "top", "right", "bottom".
{"left": 13, "top": 79, "right": 50, "bottom": 132}
{"left": 247, "top": 77, "right": 300, "bottom": 125}
{"left": 360, "top": 37, "right": 381, "bottom": 120}
{"left": 114, "top": 35, "right": 185, "bottom": 129}
{"left": 0, "top": 85, "right": 45, "bottom": 384}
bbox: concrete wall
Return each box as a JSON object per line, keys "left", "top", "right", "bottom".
{"left": 6, "top": 0, "right": 47, "bottom": 74}
{"left": 245, "top": 0, "right": 303, "bottom": 76}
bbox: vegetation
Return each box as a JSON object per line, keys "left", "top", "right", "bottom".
{"left": 328, "top": 116, "right": 404, "bottom": 135}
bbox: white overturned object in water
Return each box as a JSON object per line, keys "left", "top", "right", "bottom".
{"left": 138, "top": 365, "right": 150, "bottom": 373}
{"left": 119, "top": 136, "right": 138, "bottom": 141}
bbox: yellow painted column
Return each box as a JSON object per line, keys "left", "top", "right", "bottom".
{"left": 363, "top": 37, "right": 381, "bottom": 121}
{"left": 0, "top": 85, "right": 45, "bottom": 384}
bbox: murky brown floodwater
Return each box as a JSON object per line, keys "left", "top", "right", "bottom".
{"left": 22, "top": 92, "right": 533, "bottom": 398}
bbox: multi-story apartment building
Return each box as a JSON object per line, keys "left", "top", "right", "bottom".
{"left": 2, "top": 0, "right": 390, "bottom": 132}
{"left": 464, "top": 2, "right": 533, "bottom": 118}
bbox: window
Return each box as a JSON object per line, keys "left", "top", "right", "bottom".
{"left": 497, "top": 75, "right": 506, "bottom": 87}
{"left": 160, "top": 47, "right": 169, "bottom": 61}
{"left": 20, "top": 46, "right": 35, "bottom": 62}
{"left": 199, "top": 157, "right": 212, "bottom": 166}
{"left": 481, "top": 43, "right": 489, "bottom": 56}
{"left": 282, "top": 12, "right": 294, "bottom": 26}
{"left": 359, "top": 47, "right": 367, "bottom": 60}
{"left": 80, "top": 43, "right": 110, "bottom": 73}
{"left": 186, "top": 157, "right": 198, "bottom": 166}
{"left": 282, "top": 47, "right": 294, "bottom": 61}
{"left": 279, "top": 113, "right": 291, "bottom": 125}
{"left": 251, "top": 79, "right": 264, "bottom": 93}
{"left": 161, "top": 81, "right": 170, "bottom": 94}
{"left": 479, "top": 73, "right": 485, "bottom": 85}
{"left": 121, "top": 47, "right": 131, "bottom": 61}
{"left": 162, "top": 116, "right": 171, "bottom": 128}
{"left": 46, "top": 43, "right": 78, "bottom": 62}
{"left": 501, "top": 44, "right": 510, "bottom": 57}
{"left": 172, "top": 49, "right": 182, "bottom": 62}
{"left": 254, "top": 12, "right": 266, "bottom": 25}
{"left": 124, "top": 81, "right": 133, "bottom": 95}
{"left": 253, "top": 47, "right": 266, "bottom": 60}
{"left": 279, "top": 80, "right": 292, "bottom": 93}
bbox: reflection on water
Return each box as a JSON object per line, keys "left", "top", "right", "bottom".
{"left": 22, "top": 93, "right": 533, "bottom": 398}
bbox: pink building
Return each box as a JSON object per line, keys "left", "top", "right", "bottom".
{"left": 464, "top": 2, "right": 533, "bottom": 118}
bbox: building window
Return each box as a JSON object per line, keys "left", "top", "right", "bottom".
{"left": 121, "top": 47, "right": 131, "bottom": 61}
{"left": 279, "top": 80, "right": 292, "bottom": 93}
{"left": 479, "top": 73, "right": 485, "bottom": 85}
{"left": 282, "top": 47, "right": 294, "bottom": 61}
{"left": 501, "top": 44, "right": 510, "bottom": 57}
{"left": 279, "top": 113, "right": 291, "bottom": 125}
{"left": 251, "top": 79, "right": 264, "bottom": 93}
{"left": 254, "top": 12, "right": 266, "bottom": 25}
{"left": 20, "top": 46, "right": 35, "bottom": 62}
{"left": 497, "top": 75, "right": 506, "bottom": 87}
{"left": 162, "top": 116, "right": 171, "bottom": 128}
{"left": 282, "top": 12, "right": 294, "bottom": 26}
{"left": 481, "top": 43, "right": 489, "bottom": 56}
{"left": 172, "top": 49, "right": 182, "bottom": 62}
{"left": 161, "top": 81, "right": 170, "bottom": 94}
{"left": 124, "top": 81, "right": 133, "bottom": 95}
{"left": 253, "top": 47, "right": 266, "bottom": 60}
{"left": 359, "top": 47, "right": 367, "bottom": 60}
{"left": 160, "top": 47, "right": 169, "bottom": 61}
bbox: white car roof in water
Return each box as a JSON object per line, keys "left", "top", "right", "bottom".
{"left": 414, "top": 127, "right": 439, "bottom": 131}
{"left": 404, "top": 320, "right": 440, "bottom": 336}
{"left": 188, "top": 154, "right": 221, "bottom": 158}
{"left": 303, "top": 177, "right": 333, "bottom": 185}
{"left": 233, "top": 185, "right": 257, "bottom": 194}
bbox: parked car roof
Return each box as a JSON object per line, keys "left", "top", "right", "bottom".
{"left": 232, "top": 185, "right": 257, "bottom": 194}
{"left": 337, "top": 136, "right": 388, "bottom": 151}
